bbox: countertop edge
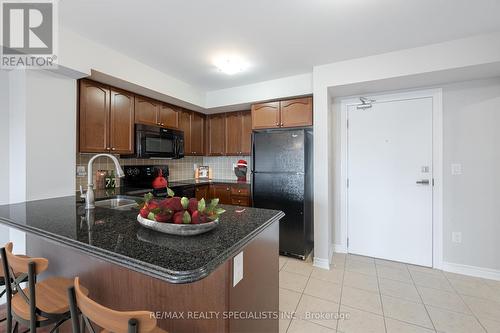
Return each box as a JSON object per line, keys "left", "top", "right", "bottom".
{"left": 0, "top": 210, "right": 284, "bottom": 284}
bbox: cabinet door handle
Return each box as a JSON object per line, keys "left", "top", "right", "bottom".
{"left": 111, "top": 147, "right": 116, "bottom": 151}
{"left": 280, "top": 122, "right": 284, "bottom": 127}
{"left": 106, "top": 147, "right": 111, "bottom": 151}
{"left": 276, "top": 123, "right": 280, "bottom": 127}
{"left": 161, "top": 123, "right": 165, "bottom": 126}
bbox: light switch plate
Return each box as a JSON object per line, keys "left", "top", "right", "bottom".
{"left": 233, "top": 251, "right": 244, "bottom": 287}
{"left": 452, "top": 232, "right": 462, "bottom": 243}
{"left": 451, "top": 163, "right": 462, "bottom": 175}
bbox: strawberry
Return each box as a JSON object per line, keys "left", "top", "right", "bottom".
{"left": 188, "top": 198, "right": 198, "bottom": 214}
{"left": 163, "top": 197, "right": 183, "bottom": 212}
{"left": 139, "top": 206, "right": 150, "bottom": 218}
{"left": 154, "top": 211, "right": 172, "bottom": 223}
{"left": 191, "top": 210, "right": 200, "bottom": 224}
{"left": 172, "top": 211, "right": 184, "bottom": 224}
{"left": 147, "top": 200, "right": 159, "bottom": 210}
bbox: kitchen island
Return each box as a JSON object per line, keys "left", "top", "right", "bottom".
{"left": 0, "top": 196, "right": 284, "bottom": 333}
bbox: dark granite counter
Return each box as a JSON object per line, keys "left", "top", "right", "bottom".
{"left": 0, "top": 196, "right": 283, "bottom": 284}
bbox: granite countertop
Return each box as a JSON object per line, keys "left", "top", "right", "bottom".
{"left": 0, "top": 196, "right": 283, "bottom": 284}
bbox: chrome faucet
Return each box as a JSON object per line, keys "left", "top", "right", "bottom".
{"left": 80, "top": 154, "right": 125, "bottom": 209}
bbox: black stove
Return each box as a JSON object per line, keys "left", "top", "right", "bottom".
{"left": 122, "top": 165, "right": 194, "bottom": 198}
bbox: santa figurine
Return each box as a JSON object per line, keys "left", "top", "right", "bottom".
{"left": 234, "top": 159, "right": 248, "bottom": 182}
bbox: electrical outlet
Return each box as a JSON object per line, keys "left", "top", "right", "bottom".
{"left": 451, "top": 163, "right": 462, "bottom": 175}
{"left": 76, "top": 166, "right": 87, "bottom": 177}
{"left": 452, "top": 232, "right": 462, "bottom": 243}
{"left": 233, "top": 251, "right": 244, "bottom": 287}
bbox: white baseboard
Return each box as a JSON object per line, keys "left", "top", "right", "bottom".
{"left": 333, "top": 243, "right": 348, "bottom": 254}
{"left": 313, "top": 257, "right": 330, "bottom": 270}
{"left": 442, "top": 261, "right": 500, "bottom": 281}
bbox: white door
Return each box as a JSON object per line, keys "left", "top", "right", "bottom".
{"left": 347, "top": 97, "right": 433, "bottom": 266}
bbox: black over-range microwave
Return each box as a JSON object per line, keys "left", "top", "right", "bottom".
{"left": 125, "top": 124, "right": 184, "bottom": 159}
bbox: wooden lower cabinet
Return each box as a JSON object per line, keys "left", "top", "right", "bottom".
{"left": 211, "top": 184, "right": 232, "bottom": 205}
{"left": 195, "top": 185, "right": 209, "bottom": 200}
{"left": 231, "top": 196, "right": 250, "bottom": 206}
{"left": 197, "top": 183, "right": 251, "bottom": 207}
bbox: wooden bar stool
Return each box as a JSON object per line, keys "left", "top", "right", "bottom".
{"left": 1, "top": 242, "right": 89, "bottom": 333}
{"left": 0, "top": 243, "right": 29, "bottom": 323}
{"left": 68, "top": 277, "right": 168, "bottom": 333}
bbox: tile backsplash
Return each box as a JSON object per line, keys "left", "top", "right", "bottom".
{"left": 76, "top": 154, "right": 251, "bottom": 190}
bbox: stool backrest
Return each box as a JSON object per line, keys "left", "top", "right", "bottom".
{"left": 3, "top": 242, "right": 48, "bottom": 275}
{"left": 1, "top": 242, "right": 51, "bottom": 333}
{"left": 68, "top": 277, "right": 157, "bottom": 333}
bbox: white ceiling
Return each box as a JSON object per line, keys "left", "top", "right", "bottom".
{"left": 60, "top": 0, "right": 500, "bottom": 91}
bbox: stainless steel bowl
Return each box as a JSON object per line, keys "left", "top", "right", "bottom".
{"left": 137, "top": 215, "right": 219, "bottom": 236}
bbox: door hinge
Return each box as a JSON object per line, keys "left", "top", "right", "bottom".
{"left": 347, "top": 119, "right": 349, "bottom": 129}
{"left": 432, "top": 178, "right": 435, "bottom": 186}
{"left": 347, "top": 178, "right": 349, "bottom": 188}
{"left": 347, "top": 237, "right": 349, "bottom": 248}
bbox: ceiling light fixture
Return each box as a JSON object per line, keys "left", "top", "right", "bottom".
{"left": 213, "top": 55, "right": 249, "bottom": 75}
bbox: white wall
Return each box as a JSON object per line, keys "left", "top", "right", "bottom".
{"left": 205, "top": 73, "right": 312, "bottom": 110}
{"left": 6, "top": 70, "right": 76, "bottom": 203}
{"left": 58, "top": 28, "right": 205, "bottom": 108}
{"left": 0, "top": 70, "right": 9, "bottom": 205}
{"left": 25, "top": 71, "right": 77, "bottom": 200}
{"left": 442, "top": 77, "right": 500, "bottom": 271}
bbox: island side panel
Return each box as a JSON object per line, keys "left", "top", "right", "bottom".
{"left": 27, "top": 234, "right": 230, "bottom": 333}
{"left": 229, "top": 220, "right": 279, "bottom": 333}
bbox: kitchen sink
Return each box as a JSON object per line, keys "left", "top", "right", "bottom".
{"left": 94, "top": 196, "right": 139, "bottom": 210}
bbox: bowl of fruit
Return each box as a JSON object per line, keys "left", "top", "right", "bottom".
{"left": 136, "top": 188, "right": 226, "bottom": 236}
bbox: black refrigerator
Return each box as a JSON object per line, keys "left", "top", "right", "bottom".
{"left": 252, "top": 128, "right": 314, "bottom": 260}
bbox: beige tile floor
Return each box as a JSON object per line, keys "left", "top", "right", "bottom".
{"left": 279, "top": 253, "right": 500, "bottom": 333}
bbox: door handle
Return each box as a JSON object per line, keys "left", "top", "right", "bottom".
{"left": 416, "top": 179, "right": 430, "bottom": 185}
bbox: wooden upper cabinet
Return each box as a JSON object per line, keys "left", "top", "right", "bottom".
{"left": 135, "top": 97, "right": 159, "bottom": 126}
{"left": 190, "top": 112, "right": 205, "bottom": 156}
{"left": 208, "top": 113, "right": 226, "bottom": 156}
{"left": 251, "top": 102, "right": 280, "bottom": 129}
{"left": 79, "top": 80, "right": 110, "bottom": 153}
{"left": 110, "top": 89, "right": 135, "bottom": 154}
{"left": 251, "top": 97, "right": 313, "bottom": 129}
{"left": 159, "top": 104, "right": 179, "bottom": 129}
{"left": 225, "top": 112, "right": 241, "bottom": 155}
{"left": 178, "top": 109, "right": 192, "bottom": 154}
{"left": 241, "top": 111, "right": 252, "bottom": 155}
{"left": 280, "top": 97, "right": 313, "bottom": 128}
{"left": 225, "top": 111, "right": 252, "bottom": 155}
